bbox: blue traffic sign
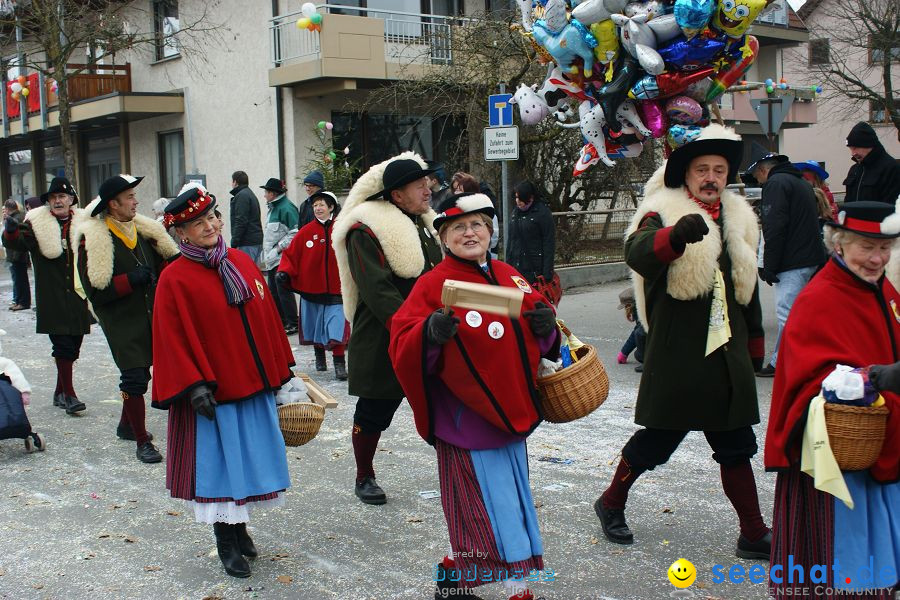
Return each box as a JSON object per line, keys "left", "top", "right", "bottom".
{"left": 488, "top": 94, "right": 513, "bottom": 127}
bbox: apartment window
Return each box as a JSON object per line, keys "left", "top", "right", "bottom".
{"left": 158, "top": 130, "right": 185, "bottom": 198}
{"left": 869, "top": 35, "right": 899, "bottom": 64}
{"left": 153, "top": 0, "right": 179, "bottom": 60}
{"left": 870, "top": 99, "right": 898, "bottom": 125}
{"left": 808, "top": 39, "right": 830, "bottom": 67}
{"left": 485, "top": 0, "right": 516, "bottom": 13}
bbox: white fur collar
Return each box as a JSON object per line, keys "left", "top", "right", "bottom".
{"left": 627, "top": 167, "right": 760, "bottom": 330}
{"left": 332, "top": 151, "right": 437, "bottom": 322}
{"left": 24, "top": 205, "right": 79, "bottom": 259}
{"left": 72, "top": 197, "right": 179, "bottom": 289}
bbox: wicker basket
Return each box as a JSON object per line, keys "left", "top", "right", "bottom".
{"left": 537, "top": 344, "right": 609, "bottom": 423}
{"left": 278, "top": 402, "right": 325, "bottom": 447}
{"left": 824, "top": 402, "right": 889, "bottom": 471}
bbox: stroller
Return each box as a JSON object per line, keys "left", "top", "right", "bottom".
{"left": 0, "top": 329, "right": 44, "bottom": 453}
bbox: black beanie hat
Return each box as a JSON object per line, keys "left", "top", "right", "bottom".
{"left": 846, "top": 122, "right": 879, "bottom": 148}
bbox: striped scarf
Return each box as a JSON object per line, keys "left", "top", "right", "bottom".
{"left": 179, "top": 235, "right": 253, "bottom": 306}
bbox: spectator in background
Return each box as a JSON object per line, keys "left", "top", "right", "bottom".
{"left": 425, "top": 160, "right": 452, "bottom": 209}
{"left": 260, "top": 177, "right": 300, "bottom": 336}
{"left": 229, "top": 171, "right": 263, "bottom": 264}
{"left": 24, "top": 197, "right": 41, "bottom": 211}
{"left": 2, "top": 199, "right": 31, "bottom": 311}
{"left": 299, "top": 170, "right": 325, "bottom": 228}
{"left": 793, "top": 160, "right": 837, "bottom": 222}
{"left": 506, "top": 181, "right": 555, "bottom": 286}
{"left": 451, "top": 172, "right": 500, "bottom": 258}
{"left": 844, "top": 121, "right": 900, "bottom": 204}
{"left": 152, "top": 198, "right": 169, "bottom": 224}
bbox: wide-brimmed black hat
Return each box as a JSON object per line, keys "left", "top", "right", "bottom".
{"left": 309, "top": 190, "right": 338, "bottom": 209}
{"left": 163, "top": 184, "right": 216, "bottom": 228}
{"left": 826, "top": 201, "right": 900, "bottom": 239}
{"left": 41, "top": 176, "right": 78, "bottom": 204}
{"left": 260, "top": 177, "right": 287, "bottom": 193}
{"left": 743, "top": 141, "right": 789, "bottom": 178}
{"left": 365, "top": 158, "right": 435, "bottom": 201}
{"left": 433, "top": 193, "right": 496, "bottom": 231}
{"left": 664, "top": 124, "right": 744, "bottom": 189}
{"left": 91, "top": 174, "right": 144, "bottom": 216}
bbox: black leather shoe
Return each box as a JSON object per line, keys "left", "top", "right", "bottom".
{"left": 234, "top": 522, "right": 258, "bottom": 558}
{"left": 334, "top": 356, "right": 347, "bottom": 381}
{"left": 755, "top": 364, "right": 776, "bottom": 378}
{"left": 736, "top": 530, "right": 771, "bottom": 560}
{"left": 116, "top": 422, "right": 153, "bottom": 442}
{"left": 314, "top": 347, "right": 327, "bottom": 371}
{"left": 594, "top": 495, "right": 634, "bottom": 544}
{"left": 355, "top": 476, "right": 387, "bottom": 505}
{"left": 53, "top": 392, "right": 65, "bottom": 408}
{"left": 136, "top": 441, "right": 162, "bottom": 464}
{"left": 284, "top": 325, "right": 298, "bottom": 336}
{"left": 63, "top": 395, "right": 86, "bottom": 415}
{"left": 434, "top": 564, "right": 484, "bottom": 599}
{"left": 634, "top": 364, "right": 644, "bottom": 373}
{"left": 213, "top": 522, "right": 251, "bottom": 578}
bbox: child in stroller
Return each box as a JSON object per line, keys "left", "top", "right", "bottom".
{"left": 0, "top": 329, "right": 44, "bottom": 452}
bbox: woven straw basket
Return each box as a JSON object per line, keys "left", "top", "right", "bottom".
{"left": 278, "top": 402, "right": 325, "bottom": 447}
{"left": 537, "top": 344, "right": 609, "bottom": 423}
{"left": 824, "top": 403, "right": 889, "bottom": 471}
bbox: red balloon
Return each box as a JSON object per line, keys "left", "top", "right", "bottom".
{"left": 705, "top": 35, "right": 759, "bottom": 103}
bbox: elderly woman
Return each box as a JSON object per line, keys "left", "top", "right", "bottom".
{"left": 765, "top": 201, "right": 900, "bottom": 599}
{"left": 150, "top": 184, "right": 295, "bottom": 579}
{"left": 389, "top": 193, "right": 559, "bottom": 600}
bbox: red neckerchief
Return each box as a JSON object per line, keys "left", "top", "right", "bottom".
{"left": 687, "top": 191, "right": 721, "bottom": 220}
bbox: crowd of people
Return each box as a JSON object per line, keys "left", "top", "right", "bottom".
{"left": 0, "top": 120, "right": 898, "bottom": 598}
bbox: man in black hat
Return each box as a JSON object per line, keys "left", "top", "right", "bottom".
{"left": 844, "top": 121, "right": 900, "bottom": 204}
{"left": 2, "top": 177, "right": 92, "bottom": 415}
{"left": 594, "top": 125, "right": 771, "bottom": 560}
{"left": 260, "top": 177, "right": 300, "bottom": 335}
{"left": 425, "top": 160, "right": 452, "bottom": 209}
{"left": 332, "top": 153, "right": 443, "bottom": 505}
{"left": 746, "top": 145, "right": 826, "bottom": 377}
{"left": 73, "top": 174, "right": 178, "bottom": 463}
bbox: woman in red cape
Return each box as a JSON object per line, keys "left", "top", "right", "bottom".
{"left": 390, "top": 193, "right": 560, "bottom": 600}
{"left": 765, "top": 201, "right": 900, "bottom": 599}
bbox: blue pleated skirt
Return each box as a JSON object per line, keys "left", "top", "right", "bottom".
{"left": 300, "top": 299, "right": 348, "bottom": 346}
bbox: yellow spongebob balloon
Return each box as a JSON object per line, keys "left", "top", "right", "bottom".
{"left": 590, "top": 19, "right": 620, "bottom": 65}
{"left": 713, "top": 0, "right": 766, "bottom": 38}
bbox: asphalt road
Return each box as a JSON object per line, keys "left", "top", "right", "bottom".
{"left": 0, "top": 270, "right": 780, "bottom": 600}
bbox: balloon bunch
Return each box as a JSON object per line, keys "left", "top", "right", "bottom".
{"left": 511, "top": 0, "right": 765, "bottom": 175}
{"left": 316, "top": 120, "right": 337, "bottom": 162}
{"left": 9, "top": 75, "right": 30, "bottom": 102}
{"left": 297, "top": 2, "right": 324, "bottom": 32}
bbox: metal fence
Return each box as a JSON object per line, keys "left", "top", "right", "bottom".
{"left": 553, "top": 209, "right": 636, "bottom": 268}
{"left": 271, "top": 12, "right": 321, "bottom": 64}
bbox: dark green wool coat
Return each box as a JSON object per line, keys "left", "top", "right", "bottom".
{"left": 345, "top": 220, "right": 441, "bottom": 399}
{"left": 626, "top": 181, "right": 764, "bottom": 432}
{"left": 2, "top": 207, "right": 90, "bottom": 335}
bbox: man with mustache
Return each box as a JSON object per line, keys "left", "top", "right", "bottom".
{"left": 594, "top": 125, "right": 771, "bottom": 561}
{"left": 2, "top": 178, "right": 92, "bottom": 415}
{"left": 843, "top": 121, "right": 900, "bottom": 205}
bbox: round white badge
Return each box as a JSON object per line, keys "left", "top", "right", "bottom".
{"left": 305, "top": 240, "right": 314, "bottom": 248}
{"left": 488, "top": 321, "right": 505, "bottom": 339}
{"left": 465, "top": 310, "right": 483, "bottom": 328}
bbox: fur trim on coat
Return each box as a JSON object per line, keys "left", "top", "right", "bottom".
{"left": 24, "top": 205, "right": 81, "bottom": 260}
{"left": 72, "top": 198, "right": 179, "bottom": 290}
{"left": 627, "top": 166, "right": 760, "bottom": 331}
{"left": 332, "top": 151, "right": 438, "bottom": 322}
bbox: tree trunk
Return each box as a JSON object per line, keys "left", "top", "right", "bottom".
{"left": 55, "top": 65, "right": 79, "bottom": 202}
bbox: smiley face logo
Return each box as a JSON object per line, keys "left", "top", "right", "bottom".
{"left": 667, "top": 558, "right": 697, "bottom": 588}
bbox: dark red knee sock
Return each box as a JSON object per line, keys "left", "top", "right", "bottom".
{"left": 55, "top": 358, "right": 75, "bottom": 396}
{"left": 720, "top": 461, "right": 769, "bottom": 542}
{"left": 352, "top": 426, "right": 380, "bottom": 482}
{"left": 122, "top": 393, "right": 149, "bottom": 446}
{"left": 602, "top": 457, "right": 645, "bottom": 510}
{"left": 332, "top": 344, "right": 345, "bottom": 357}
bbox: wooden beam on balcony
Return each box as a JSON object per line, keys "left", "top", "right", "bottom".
{"left": 292, "top": 78, "right": 357, "bottom": 98}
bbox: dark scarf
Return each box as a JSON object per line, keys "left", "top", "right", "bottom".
{"left": 179, "top": 235, "right": 253, "bottom": 306}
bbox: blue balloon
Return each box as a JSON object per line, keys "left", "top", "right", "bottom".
{"left": 657, "top": 34, "right": 726, "bottom": 70}
{"left": 673, "top": 0, "right": 715, "bottom": 31}
{"left": 765, "top": 78, "right": 773, "bottom": 86}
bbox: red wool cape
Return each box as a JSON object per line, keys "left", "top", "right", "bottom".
{"left": 765, "top": 258, "right": 900, "bottom": 482}
{"left": 389, "top": 256, "right": 558, "bottom": 443}
{"left": 277, "top": 219, "right": 341, "bottom": 295}
{"left": 151, "top": 250, "right": 295, "bottom": 408}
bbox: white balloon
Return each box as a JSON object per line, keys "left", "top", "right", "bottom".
{"left": 635, "top": 44, "right": 665, "bottom": 75}
{"left": 10, "top": 82, "right": 21, "bottom": 93}
{"left": 301, "top": 2, "right": 317, "bottom": 17}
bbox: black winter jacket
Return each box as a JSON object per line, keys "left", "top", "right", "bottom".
{"left": 843, "top": 144, "right": 900, "bottom": 204}
{"left": 229, "top": 185, "right": 263, "bottom": 247}
{"left": 760, "top": 163, "right": 827, "bottom": 274}
{"left": 506, "top": 200, "right": 555, "bottom": 283}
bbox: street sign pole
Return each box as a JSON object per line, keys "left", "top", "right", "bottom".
{"left": 499, "top": 82, "right": 510, "bottom": 261}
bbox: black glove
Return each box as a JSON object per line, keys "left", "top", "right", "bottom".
{"left": 524, "top": 301, "right": 556, "bottom": 338}
{"left": 869, "top": 362, "right": 900, "bottom": 394}
{"left": 127, "top": 265, "right": 153, "bottom": 288}
{"left": 189, "top": 385, "right": 217, "bottom": 420}
{"left": 275, "top": 271, "right": 291, "bottom": 288}
{"left": 426, "top": 309, "right": 459, "bottom": 345}
{"left": 669, "top": 214, "right": 709, "bottom": 249}
{"left": 3, "top": 217, "right": 17, "bottom": 234}
{"left": 758, "top": 267, "right": 780, "bottom": 286}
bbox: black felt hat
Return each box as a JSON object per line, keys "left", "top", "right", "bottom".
{"left": 260, "top": 177, "right": 287, "bottom": 193}
{"left": 433, "top": 193, "right": 496, "bottom": 231}
{"left": 91, "top": 174, "right": 143, "bottom": 216}
{"left": 163, "top": 184, "right": 216, "bottom": 228}
{"left": 663, "top": 124, "right": 744, "bottom": 189}
{"left": 365, "top": 158, "right": 436, "bottom": 201}
{"left": 827, "top": 201, "right": 900, "bottom": 239}
{"left": 41, "top": 176, "right": 78, "bottom": 204}
{"left": 743, "top": 141, "right": 789, "bottom": 178}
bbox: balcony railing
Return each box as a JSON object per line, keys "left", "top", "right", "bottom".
{"left": 270, "top": 4, "right": 459, "bottom": 67}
